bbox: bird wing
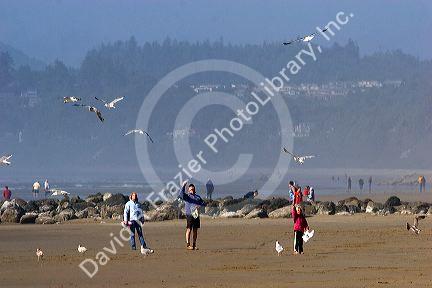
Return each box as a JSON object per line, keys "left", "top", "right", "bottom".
{"left": 282, "top": 148, "right": 296, "bottom": 157}
{"left": 283, "top": 28, "right": 328, "bottom": 45}
{"left": 110, "top": 97, "right": 124, "bottom": 105}
{"left": 303, "top": 155, "right": 315, "bottom": 159}
{"left": 95, "top": 97, "right": 106, "bottom": 103}
{"left": 124, "top": 130, "right": 134, "bottom": 136}
{"left": 144, "top": 131, "right": 154, "bottom": 143}
{"left": 96, "top": 110, "right": 104, "bottom": 122}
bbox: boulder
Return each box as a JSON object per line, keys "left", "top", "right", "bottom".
{"left": 1, "top": 206, "right": 25, "bottom": 223}
{"left": 315, "top": 201, "right": 336, "bottom": 215}
{"left": 100, "top": 204, "right": 125, "bottom": 219}
{"left": 236, "top": 204, "right": 256, "bottom": 216}
{"left": 244, "top": 208, "right": 268, "bottom": 219}
{"left": 338, "top": 197, "right": 360, "bottom": 208}
{"left": 219, "top": 211, "right": 241, "bottom": 218}
{"left": 335, "top": 204, "right": 348, "bottom": 214}
{"left": 378, "top": 206, "right": 396, "bottom": 215}
{"left": 72, "top": 201, "right": 95, "bottom": 212}
{"left": 104, "top": 194, "right": 128, "bottom": 207}
{"left": 35, "top": 216, "right": 56, "bottom": 224}
{"left": 103, "top": 192, "right": 113, "bottom": 202}
{"left": 204, "top": 206, "right": 220, "bottom": 217}
{"left": 20, "top": 213, "right": 38, "bottom": 224}
{"left": 54, "top": 208, "right": 76, "bottom": 222}
{"left": 14, "top": 198, "right": 27, "bottom": 209}
{"left": 410, "top": 203, "right": 430, "bottom": 214}
{"left": 76, "top": 207, "right": 99, "bottom": 219}
{"left": 86, "top": 193, "right": 104, "bottom": 204}
{"left": 219, "top": 198, "right": 247, "bottom": 212}
{"left": 365, "top": 201, "right": 382, "bottom": 213}
{"left": 347, "top": 205, "right": 361, "bottom": 214}
{"left": 0, "top": 200, "right": 12, "bottom": 213}
{"left": 384, "top": 196, "right": 401, "bottom": 207}
{"left": 23, "top": 200, "right": 40, "bottom": 213}
{"left": 146, "top": 203, "right": 178, "bottom": 221}
{"left": 268, "top": 206, "right": 292, "bottom": 218}
{"left": 266, "top": 198, "right": 290, "bottom": 213}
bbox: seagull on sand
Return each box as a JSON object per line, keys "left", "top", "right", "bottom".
{"left": 78, "top": 245, "right": 87, "bottom": 253}
{"left": 73, "top": 104, "right": 104, "bottom": 122}
{"left": 36, "top": 248, "right": 44, "bottom": 261}
{"left": 282, "top": 148, "right": 315, "bottom": 164}
{"left": 95, "top": 96, "right": 124, "bottom": 109}
{"left": 407, "top": 215, "right": 427, "bottom": 234}
{"left": 275, "top": 241, "right": 284, "bottom": 256}
{"left": 63, "top": 96, "right": 81, "bottom": 103}
{"left": 124, "top": 129, "right": 154, "bottom": 143}
{"left": 0, "top": 154, "right": 12, "bottom": 166}
{"left": 283, "top": 28, "right": 328, "bottom": 45}
{"left": 51, "top": 189, "right": 70, "bottom": 196}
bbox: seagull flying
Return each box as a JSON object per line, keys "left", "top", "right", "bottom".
{"left": 51, "top": 189, "right": 70, "bottom": 196}
{"left": 407, "top": 215, "right": 427, "bottom": 234}
{"left": 275, "top": 241, "right": 284, "bottom": 256}
{"left": 124, "top": 129, "right": 154, "bottom": 143}
{"left": 73, "top": 104, "right": 104, "bottom": 122}
{"left": 283, "top": 28, "right": 328, "bottom": 45}
{"left": 78, "top": 245, "right": 87, "bottom": 253}
{"left": 63, "top": 96, "right": 81, "bottom": 103}
{"left": 36, "top": 248, "right": 44, "bottom": 261}
{"left": 0, "top": 154, "right": 12, "bottom": 166}
{"left": 282, "top": 148, "right": 315, "bottom": 164}
{"left": 95, "top": 96, "right": 124, "bottom": 109}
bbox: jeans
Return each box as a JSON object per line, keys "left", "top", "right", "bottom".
{"left": 129, "top": 220, "right": 147, "bottom": 249}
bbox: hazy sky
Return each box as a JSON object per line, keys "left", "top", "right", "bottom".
{"left": 1, "top": 0, "right": 431, "bottom": 66}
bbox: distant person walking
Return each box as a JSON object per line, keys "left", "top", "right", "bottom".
{"left": 418, "top": 176, "right": 426, "bottom": 193}
{"left": 32, "top": 181, "right": 41, "bottom": 198}
{"left": 3, "top": 186, "right": 11, "bottom": 200}
{"left": 368, "top": 176, "right": 372, "bottom": 193}
{"left": 123, "top": 192, "right": 154, "bottom": 254}
{"left": 347, "top": 177, "right": 352, "bottom": 192}
{"left": 179, "top": 181, "right": 207, "bottom": 250}
{"left": 359, "top": 178, "right": 364, "bottom": 192}
{"left": 205, "top": 179, "right": 214, "bottom": 200}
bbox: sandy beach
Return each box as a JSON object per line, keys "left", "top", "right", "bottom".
{"left": 1, "top": 212, "right": 431, "bottom": 288}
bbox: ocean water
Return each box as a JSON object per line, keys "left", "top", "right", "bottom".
{"left": 2, "top": 175, "right": 420, "bottom": 202}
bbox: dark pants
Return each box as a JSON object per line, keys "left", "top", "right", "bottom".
{"left": 129, "top": 220, "right": 146, "bottom": 249}
{"left": 294, "top": 230, "right": 304, "bottom": 253}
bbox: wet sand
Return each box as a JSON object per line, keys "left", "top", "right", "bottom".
{"left": 1, "top": 214, "right": 431, "bottom": 287}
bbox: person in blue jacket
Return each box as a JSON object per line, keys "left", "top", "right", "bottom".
{"left": 179, "top": 181, "right": 207, "bottom": 250}
{"left": 123, "top": 192, "right": 154, "bottom": 255}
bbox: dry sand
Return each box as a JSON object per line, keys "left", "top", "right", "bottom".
{"left": 1, "top": 213, "right": 431, "bottom": 288}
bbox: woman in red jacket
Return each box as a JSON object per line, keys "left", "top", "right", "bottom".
{"left": 292, "top": 203, "right": 309, "bottom": 254}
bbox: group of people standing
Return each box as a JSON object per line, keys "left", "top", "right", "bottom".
{"left": 288, "top": 181, "right": 315, "bottom": 204}
{"left": 31, "top": 179, "right": 50, "bottom": 198}
{"left": 346, "top": 176, "right": 372, "bottom": 193}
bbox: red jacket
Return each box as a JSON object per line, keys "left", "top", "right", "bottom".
{"left": 292, "top": 206, "right": 308, "bottom": 232}
{"left": 3, "top": 188, "right": 11, "bottom": 200}
{"left": 293, "top": 187, "right": 302, "bottom": 205}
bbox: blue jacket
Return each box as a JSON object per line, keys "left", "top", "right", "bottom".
{"left": 179, "top": 184, "right": 206, "bottom": 216}
{"left": 123, "top": 200, "right": 144, "bottom": 222}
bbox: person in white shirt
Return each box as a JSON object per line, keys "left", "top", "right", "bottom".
{"left": 32, "top": 181, "right": 41, "bottom": 198}
{"left": 44, "top": 179, "right": 50, "bottom": 195}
